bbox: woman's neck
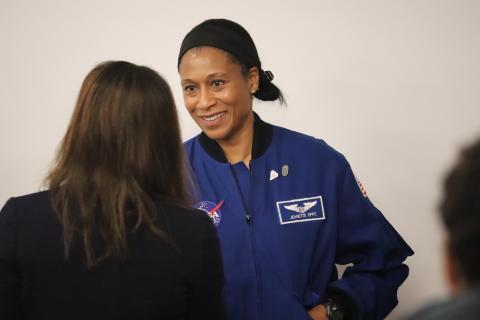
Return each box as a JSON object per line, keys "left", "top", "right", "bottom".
{"left": 217, "top": 113, "right": 254, "bottom": 167}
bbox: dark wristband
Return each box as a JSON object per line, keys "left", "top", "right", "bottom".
{"left": 326, "top": 298, "right": 344, "bottom": 320}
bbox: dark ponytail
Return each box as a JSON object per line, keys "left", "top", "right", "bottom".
{"left": 254, "top": 69, "right": 285, "bottom": 103}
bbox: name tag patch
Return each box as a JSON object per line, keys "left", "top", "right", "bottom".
{"left": 276, "top": 196, "right": 325, "bottom": 225}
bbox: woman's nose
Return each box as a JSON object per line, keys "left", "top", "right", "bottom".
{"left": 197, "top": 88, "right": 215, "bottom": 110}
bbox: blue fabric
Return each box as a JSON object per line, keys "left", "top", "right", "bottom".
{"left": 185, "top": 124, "right": 414, "bottom": 320}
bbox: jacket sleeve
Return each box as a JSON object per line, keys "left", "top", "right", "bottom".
{"left": 0, "top": 198, "right": 22, "bottom": 320}
{"left": 186, "top": 214, "right": 226, "bottom": 320}
{"left": 327, "top": 161, "right": 414, "bottom": 320}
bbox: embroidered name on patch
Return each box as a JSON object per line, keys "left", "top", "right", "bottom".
{"left": 276, "top": 196, "right": 326, "bottom": 225}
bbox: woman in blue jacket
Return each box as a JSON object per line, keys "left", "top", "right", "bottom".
{"left": 178, "top": 18, "right": 413, "bottom": 320}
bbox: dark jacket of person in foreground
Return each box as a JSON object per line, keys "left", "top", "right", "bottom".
{"left": 0, "top": 192, "right": 224, "bottom": 320}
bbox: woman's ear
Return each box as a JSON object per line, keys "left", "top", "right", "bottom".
{"left": 248, "top": 67, "right": 260, "bottom": 93}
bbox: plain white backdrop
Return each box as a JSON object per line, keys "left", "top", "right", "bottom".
{"left": 1, "top": 0, "right": 479, "bottom": 318}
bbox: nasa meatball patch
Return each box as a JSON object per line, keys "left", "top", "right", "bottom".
{"left": 196, "top": 200, "right": 223, "bottom": 227}
{"left": 276, "top": 196, "right": 325, "bottom": 225}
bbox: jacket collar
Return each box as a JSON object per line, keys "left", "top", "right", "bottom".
{"left": 198, "top": 112, "right": 273, "bottom": 163}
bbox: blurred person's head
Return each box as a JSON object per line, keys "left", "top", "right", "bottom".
{"left": 440, "top": 138, "right": 480, "bottom": 293}
{"left": 46, "top": 61, "right": 192, "bottom": 267}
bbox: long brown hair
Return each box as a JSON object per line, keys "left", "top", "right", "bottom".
{"left": 46, "top": 61, "right": 193, "bottom": 267}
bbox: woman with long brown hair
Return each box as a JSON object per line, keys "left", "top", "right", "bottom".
{"left": 0, "top": 61, "right": 225, "bottom": 320}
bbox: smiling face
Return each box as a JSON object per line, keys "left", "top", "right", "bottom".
{"left": 179, "top": 46, "right": 259, "bottom": 143}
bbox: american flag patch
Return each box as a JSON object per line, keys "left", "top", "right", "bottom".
{"left": 354, "top": 175, "right": 368, "bottom": 198}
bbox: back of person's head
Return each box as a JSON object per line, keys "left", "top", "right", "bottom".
{"left": 47, "top": 61, "right": 192, "bottom": 267}
{"left": 440, "top": 137, "right": 480, "bottom": 289}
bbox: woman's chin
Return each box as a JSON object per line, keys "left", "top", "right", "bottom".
{"left": 202, "top": 127, "right": 228, "bottom": 141}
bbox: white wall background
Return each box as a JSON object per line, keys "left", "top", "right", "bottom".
{"left": 1, "top": 0, "right": 479, "bottom": 318}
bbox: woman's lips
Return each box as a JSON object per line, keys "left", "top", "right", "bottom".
{"left": 199, "top": 111, "right": 226, "bottom": 127}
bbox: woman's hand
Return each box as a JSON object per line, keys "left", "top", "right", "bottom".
{"left": 308, "top": 304, "right": 328, "bottom": 320}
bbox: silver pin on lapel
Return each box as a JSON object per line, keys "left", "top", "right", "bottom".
{"left": 281, "top": 165, "right": 289, "bottom": 177}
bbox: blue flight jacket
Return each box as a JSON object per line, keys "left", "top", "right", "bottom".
{"left": 185, "top": 114, "right": 413, "bottom": 320}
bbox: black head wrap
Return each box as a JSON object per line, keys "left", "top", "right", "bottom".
{"left": 178, "top": 19, "right": 284, "bottom": 102}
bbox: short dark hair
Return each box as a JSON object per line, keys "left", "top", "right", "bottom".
{"left": 440, "top": 137, "right": 480, "bottom": 286}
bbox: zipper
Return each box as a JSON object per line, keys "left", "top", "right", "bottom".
{"left": 229, "top": 162, "right": 262, "bottom": 320}
{"left": 248, "top": 162, "right": 263, "bottom": 319}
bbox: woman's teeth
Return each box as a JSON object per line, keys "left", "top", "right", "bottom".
{"left": 203, "top": 112, "right": 226, "bottom": 122}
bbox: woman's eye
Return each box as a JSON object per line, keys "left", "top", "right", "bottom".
{"left": 212, "top": 80, "right": 224, "bottom": 87}
{"left": 183, "top": 85, "right": 196, "bottom": 93}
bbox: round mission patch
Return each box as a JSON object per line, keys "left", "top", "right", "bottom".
{"left": 195, "top": 200, "right": 224, "bottom": 227}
